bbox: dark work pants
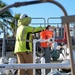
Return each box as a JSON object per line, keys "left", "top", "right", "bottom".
{"left": 36, "top": 42, "right": 51, "bottom": 75}
{"left": 44, "top": 47, "right": 51, "bottom": 75}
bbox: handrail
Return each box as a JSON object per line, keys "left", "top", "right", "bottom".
{"left": 0, "top": 63, "right": 71, "bottom": 69}
{"left": 0, "top": 0, "right": 74, "bottom": 75}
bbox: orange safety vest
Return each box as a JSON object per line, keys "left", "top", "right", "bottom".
{"left": 40, "top": 29, "right": 53, "bottom": 47}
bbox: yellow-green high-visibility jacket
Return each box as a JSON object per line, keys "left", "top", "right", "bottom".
{"left": 14, "top": 25, "right": 45, "bottom": 53}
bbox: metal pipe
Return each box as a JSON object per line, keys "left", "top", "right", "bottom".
{"left": 2, "top": 26, "right": 6, "bottom": 57}
{"left": 33, "top": 39, "right": 36, "bottom": 75}
{"left": 0, "top": 0, "right": 74, "bottom": 75}
{"left": 0, "top": 63, "right": 71, "bottom": 69}
{"left": 47, "top": 1, "right": 75, "bottom": 75}
{"left": 0, "top": 1, "right": 42, "bottom": 14}
{"left": 65, "top": 23, "right": 75, "bottom": 74}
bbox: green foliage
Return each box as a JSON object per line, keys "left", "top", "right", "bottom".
{"left": 14, "top": 14, "right": 20, "bottom": 20}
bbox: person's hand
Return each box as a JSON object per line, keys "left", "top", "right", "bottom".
{"left": 32, "top": 34, "right": 35, "bottom": 39}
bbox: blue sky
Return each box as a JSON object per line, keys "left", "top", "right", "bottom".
{"left": 0, "top": 0, "right": 75, "bottom": 37}
{"left": 2, "top": 0, "right": 75, "bottom": 18}
{"left": 1, "top": 0, "right": 75, "bottom": 26}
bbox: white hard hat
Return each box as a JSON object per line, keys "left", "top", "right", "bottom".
{"left": 20, "top": 14, "right": 28, "bottom": 19}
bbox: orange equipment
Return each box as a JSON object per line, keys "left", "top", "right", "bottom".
{"left": 40, "top": 29, "right": 53, "bottom": 47}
